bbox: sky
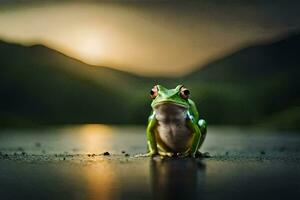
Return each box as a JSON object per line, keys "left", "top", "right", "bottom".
{"left": 0, "top": 0, "right": 300, "bottom": 76}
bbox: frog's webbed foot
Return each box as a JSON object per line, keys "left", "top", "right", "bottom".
{"left": 195, "top": 151, "right": 211, "bottom": 158}
{"left": 158, "top": 151, "right": 175, "bottom": 157}
{"left": 134, "top": 152, "right": 159, "bottom": 158}
{"left": 134, "top": 153, "right": 149, "bottom": 158}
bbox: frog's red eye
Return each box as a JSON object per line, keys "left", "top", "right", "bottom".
{"left": 150, "top": 86, "right": 158, "bottom": 99}
{"left": 180, "top": 87, "right": 190, "bottom": 99}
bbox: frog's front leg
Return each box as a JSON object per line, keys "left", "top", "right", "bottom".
{"left": 197, "top": 119, "right": 207, "bottom": 148}
{"left": 146, "top": 116, "right": 158, "bottom": 156}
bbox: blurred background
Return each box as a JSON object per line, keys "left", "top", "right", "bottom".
{"left": 0, "top": 0, "right": 299, "bottom": 130}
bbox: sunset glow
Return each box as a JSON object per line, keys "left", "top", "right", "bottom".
{"left": 0, "top": 2, "right": 298, "bottom": 76}
{"left": 72, "top": 32, "right": 106, "bottom": 65}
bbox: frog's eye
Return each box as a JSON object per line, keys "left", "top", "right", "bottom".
{"left": 180, "top": 87, "right": 190, "bottom": 99}
{"left": 150, "top": 86, "right": 158, "bottom": 99}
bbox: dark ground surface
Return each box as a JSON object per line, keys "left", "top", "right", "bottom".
{"left": 0, "top": 125, "right": 299, "bottom": 200}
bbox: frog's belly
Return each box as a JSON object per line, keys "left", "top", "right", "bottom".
{"left": 154, "top": 103, "right": 193, "bottom": 153}
{"left": 156, "top": 123, "right": 193, "bottom": 152}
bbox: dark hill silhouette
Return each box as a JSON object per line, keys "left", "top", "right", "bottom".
{"left": 0, "top": 32, "right": 299, "bottom": 130}
{"left": 182, "top": 32, "right": 300, "bottom": 129}
{"left": 186, "top": 32, "right": 300, "bottom": 82}
{"left": 0, "top": 41, "right": 148, "bottom": 125}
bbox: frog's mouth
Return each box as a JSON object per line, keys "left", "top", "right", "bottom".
{"left": 153, "top": 101, "right": 188, "bottom": 109}
{"left": 154, "top": 102, "right": 188, "bottom": 117}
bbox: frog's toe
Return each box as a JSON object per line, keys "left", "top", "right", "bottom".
{"left": 195, "top": 151, "right": 211, "bottom": 158}
{"left": 195, "top": 151, "right": 202, "bottom": 158}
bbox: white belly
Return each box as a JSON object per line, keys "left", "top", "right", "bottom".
{"left": 154, "top": 103, "right": 193, "bottom": 152}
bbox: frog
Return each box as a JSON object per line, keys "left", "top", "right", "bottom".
{"left": 146, "top": 84, "right": 207, "bottom": 158}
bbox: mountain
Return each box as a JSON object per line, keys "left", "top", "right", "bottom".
{"left": 186, "top": 32, "right": 300, "bottom": 82}
{"left": 0, "top": 41, "right": 151, "bottom": 126}
{"left": 0, "top": 33, "right": 299, "bottom": 130}
{"left": 182, "top": 32, "right": 300, "bottom": 129}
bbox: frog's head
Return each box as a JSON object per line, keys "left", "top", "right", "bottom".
{"left": 150, "top": 85, "right": 190, "bottom": 109}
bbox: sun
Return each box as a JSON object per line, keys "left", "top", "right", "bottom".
{"left": 46, "top": 29, "right": 112, "bottom": 66}
{"left": 76, "top": 36, "right": 104, "bottom": 65}
{"left": 68, "top": 31, "right": 105, "bottom": 65}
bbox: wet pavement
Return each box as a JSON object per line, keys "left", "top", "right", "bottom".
{"left": 0, "top": 125, "right": 299, "bottom": 200}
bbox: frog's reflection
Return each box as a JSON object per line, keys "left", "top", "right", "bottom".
{"left": 150, "top": 157, "right": 206, "bottom": 200}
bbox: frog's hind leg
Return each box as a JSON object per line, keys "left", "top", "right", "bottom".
{"left": 194, "top": 119, "right": 209, "bottom": 158}
{"left": 156, "top": 133, "right": 174, "bottom": 157}
{"left": 157, "top": 142, "right": 174, "bottom": 157}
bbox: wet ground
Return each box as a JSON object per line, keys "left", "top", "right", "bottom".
{"left": 0, "top": 125, "right": 299, "bottom": 200}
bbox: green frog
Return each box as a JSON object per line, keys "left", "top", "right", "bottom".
{"left": 146, "top": 85, "right": 207, "bottom": 158}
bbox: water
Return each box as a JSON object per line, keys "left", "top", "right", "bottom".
{"left": 0, "top": 125, "right": 299, "bottom": 200}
